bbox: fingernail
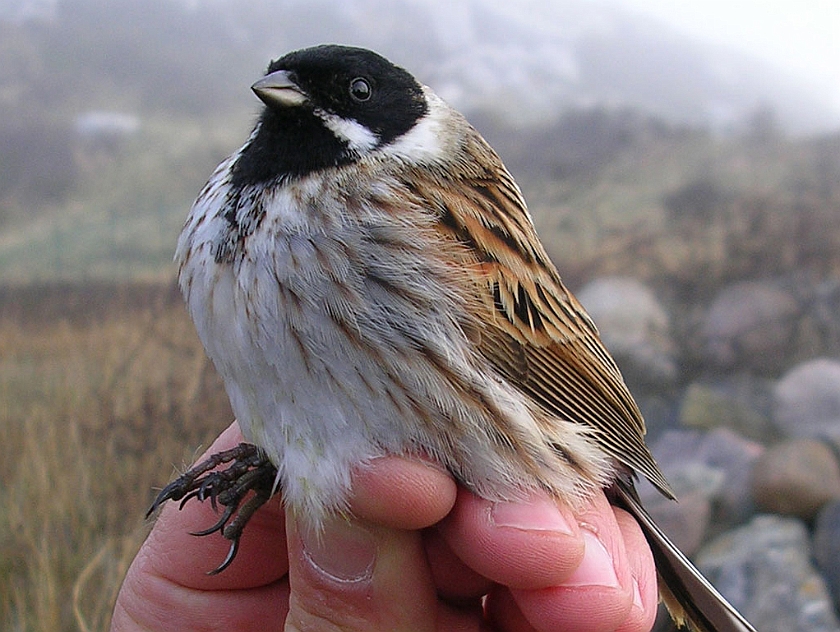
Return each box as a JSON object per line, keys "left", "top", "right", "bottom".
{"left": 565, "top": 530, "right": 619, "bottom": 587}
{"left": 300, "top": 518, "right": 377, "bottom": 583}
{"left": 491, "top": 496, "right": 574, "bottom": 534}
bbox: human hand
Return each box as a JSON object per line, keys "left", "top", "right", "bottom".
{"left": 110, "top": 421, "right": 657, "bottom": 632}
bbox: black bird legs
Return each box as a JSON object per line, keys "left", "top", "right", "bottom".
{"left": 146, "top": 442, "right": 278, "bottom": 574}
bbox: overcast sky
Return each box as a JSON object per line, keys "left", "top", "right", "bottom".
{"left": 607, "top": 0, "right": 840, "bottom": 115}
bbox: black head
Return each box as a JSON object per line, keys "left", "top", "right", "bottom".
{"left": 231, "top": 45, "right": 428, "bottom": 187}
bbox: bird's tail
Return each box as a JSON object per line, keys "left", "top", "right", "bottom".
{"left": 613, "top": 484, "right": 757, "bottom": 632}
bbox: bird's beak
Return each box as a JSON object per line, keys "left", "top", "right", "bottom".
{"left": 251, "top": 70, "right": 308, "bottom": 107}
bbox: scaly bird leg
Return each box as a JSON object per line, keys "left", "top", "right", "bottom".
{"left": 146, "top": 442, "right": 278, "bottom": 574}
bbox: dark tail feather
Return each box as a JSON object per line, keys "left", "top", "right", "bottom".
{"left": 613, "top": 483, "right": 756, "bottom": 632}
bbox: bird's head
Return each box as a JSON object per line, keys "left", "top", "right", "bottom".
{"left": 232, "top": 45, "right": 432, "bottom": 186}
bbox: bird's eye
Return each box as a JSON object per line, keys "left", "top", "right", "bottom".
{"left": 349, "top": 77, "right": 372, "bottom": 102}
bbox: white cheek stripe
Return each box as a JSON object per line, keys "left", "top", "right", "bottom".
{"left": 317, "top": 109, "right": 379, "bottom": 154}
{"left": 379, "top": 88, "right": 446, "bottom": 165}
{"left": 314, "top": 86, "right": 450, "bottom": 166}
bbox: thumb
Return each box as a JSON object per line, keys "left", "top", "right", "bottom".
{"left": 284, "top": 513, "right": 436, "bottom": 632}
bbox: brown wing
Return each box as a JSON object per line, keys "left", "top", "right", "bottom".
{"left": 402, "top": 131, "right": 674, "bottom": 498}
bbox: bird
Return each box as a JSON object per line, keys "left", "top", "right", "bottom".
{"left": 151, "top": 44, "right": 756, "bottom": 632}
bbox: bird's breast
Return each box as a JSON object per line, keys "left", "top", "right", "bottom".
{"left": 175, "top": 170, "right": 601, "bottom": 525}
{"left": 175, "top": 174, "right": 486, "bottom": 520}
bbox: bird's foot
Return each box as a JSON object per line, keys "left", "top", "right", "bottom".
{"left": 147, "top": 442, "right": 278, "bottom": 574}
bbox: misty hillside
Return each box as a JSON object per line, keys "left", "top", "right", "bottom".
{"left": 0, "top": 0, "right": 838, "bottom": 284}
{"left": 226, "top": 0, "right": 838, "bottom": 133}
{"left": 2, "top": 0, "right": 837, "bottom": 131}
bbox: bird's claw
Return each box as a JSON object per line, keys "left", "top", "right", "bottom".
{"left": 147, "top": 442, "right": 278, "bottom": 574}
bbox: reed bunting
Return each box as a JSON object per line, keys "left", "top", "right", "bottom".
{"left": 151, "top": 44, "right": 755, "bottom": 632}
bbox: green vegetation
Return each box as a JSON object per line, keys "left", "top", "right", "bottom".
{"left": 0, "top": 114, "right": 249, "bottom": 282}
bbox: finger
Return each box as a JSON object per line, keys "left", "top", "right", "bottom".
{"left": 350, "top": 456, "right": 457, "bottom": 529}
{"left": 484, "top": 585, "right": 540, "bottom": 632}
{"left": 284, "top": 512, "right": 438, "bottom": 632}
{"left": 511, "top": 491, "right": 635, "bottom": 632}
{"left": 111, "top": 557, "right": 289, "bottom": 632}
{"left": 437, "top": 487, "right": 585, "bottom": 590}
{"left": 424, "top": 528, "right": 493, "bottom": 603}
{"left": 613, "top": 506, "right": 658, "bottom": 632}
{"left": 111, "top": 422, "right": 290, "bottom": 632}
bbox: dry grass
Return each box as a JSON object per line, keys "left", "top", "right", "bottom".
{"left": 0, "top": 282, "right": 231, "bottom": 632}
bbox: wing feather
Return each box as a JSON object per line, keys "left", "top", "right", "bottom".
{"left": 400, "top": 134, "right": 674, "bottom": 498}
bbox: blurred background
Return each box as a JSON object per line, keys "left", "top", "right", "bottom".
{"left": 1, "top": 0, "right": 839, "bottom": 630}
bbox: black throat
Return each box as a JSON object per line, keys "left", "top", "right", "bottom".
{"left": 230, "top": 108, "right": 355, "bottom": 188}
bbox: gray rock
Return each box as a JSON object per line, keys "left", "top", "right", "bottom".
{"left": 577, "top": 276, "right": 677, "bottom": 388}
{"left": 701, "top": 281, "right": 799, "bottom": 373}
{"left": 637, "top": 430, "right": 716, "bottom": 555}
{"left": 680, "top": 380, "right": 776, "bottom": 443}
{"left": 773, "top": 358, "right": 840, "bottom": 441}
{"left": 751, "top": 438, "right": 840, "bottom": 519}
{"left": 694, "top": 427, "right": 763, "bottom": 528}
{"left": 697, "top": 514, "right": 840, "bottom": 632}
{"left": 646, "top": 429, "right": 722, "bottom": 490}
{"left": 646, "top": 428, "right": 762, "bottom": 530}
{"left": 643, "top": 486, "right": 713, "bottom": 556}
{"left": 636, "top": 393, "right": 680, "bottom": 441}
{"left": 815, "top": 500, "right": 840, "bottom": 611}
